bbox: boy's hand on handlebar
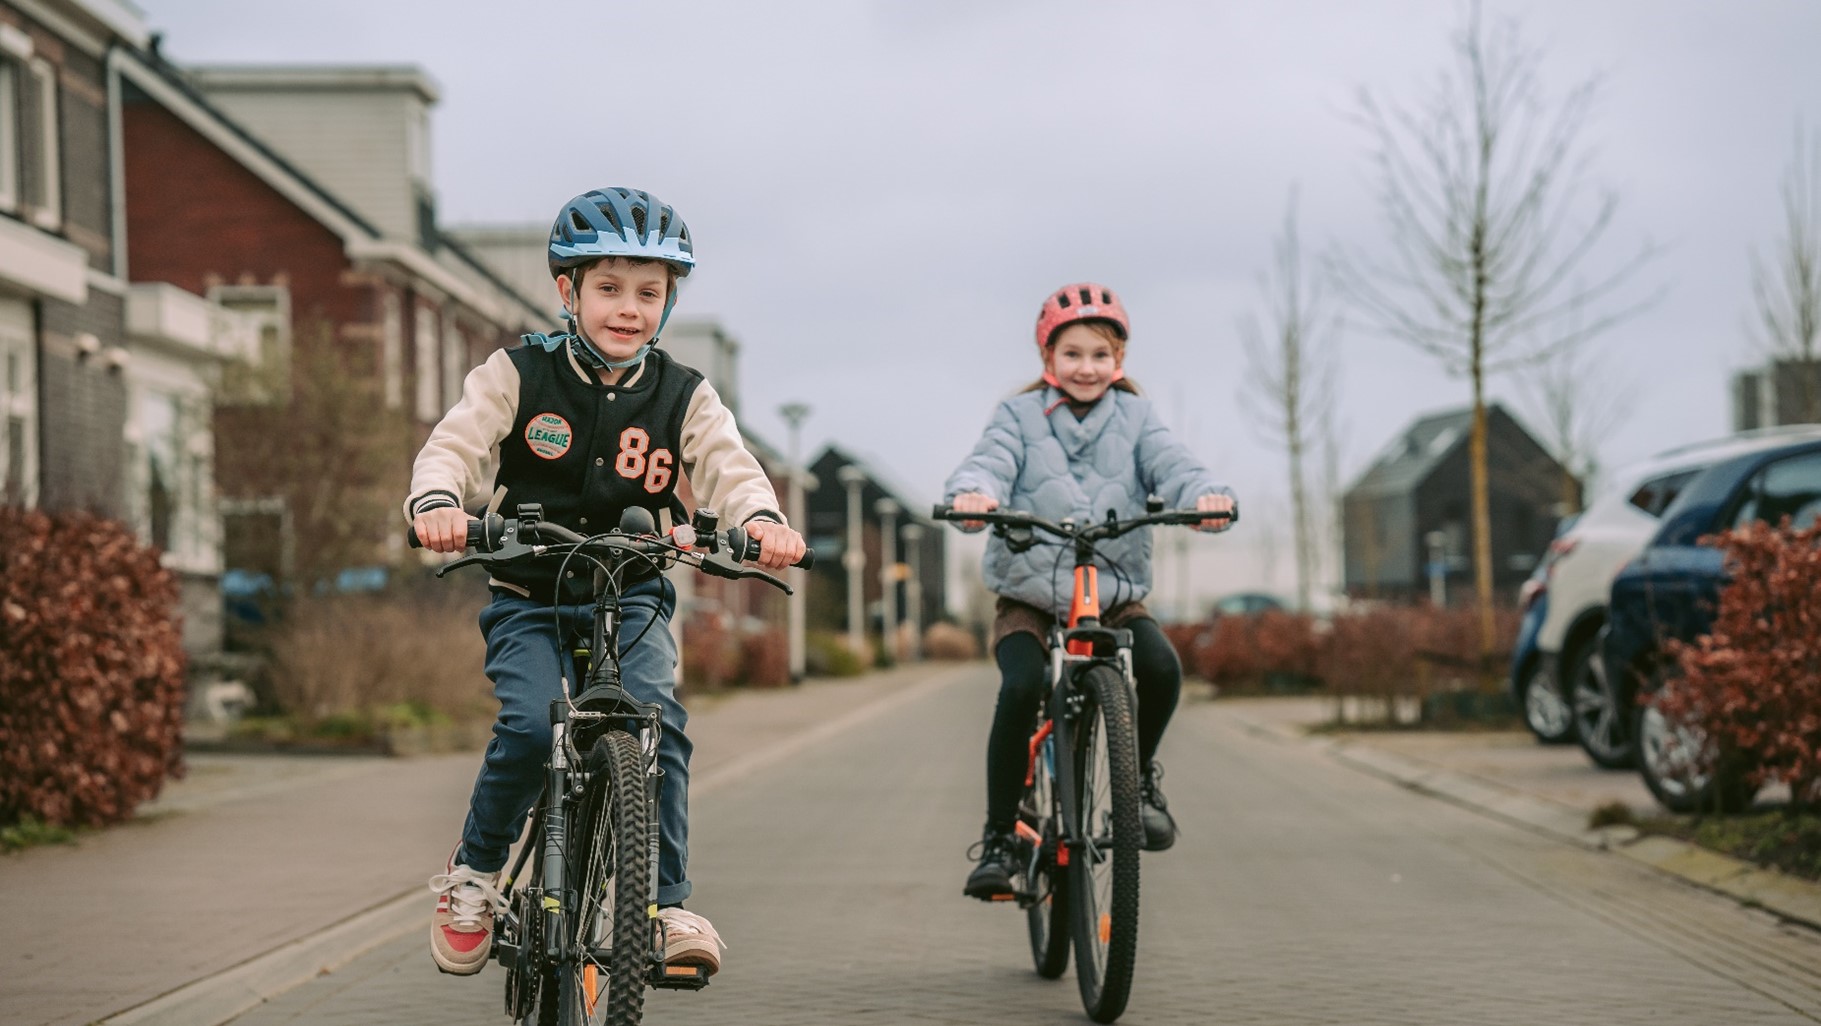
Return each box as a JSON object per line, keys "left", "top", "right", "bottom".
{"left": 951, "top": 492, "right": 999, "bottom": 532}
{"left": 413, "top": 507, "right": 475, "bottom": 553}
{"left": 1195, "top": 493, "right": 1236, "bottom": 532}
{"left": 745, "top": 520, "right": 806, "bottom": 570}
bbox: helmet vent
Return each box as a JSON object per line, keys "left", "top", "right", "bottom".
{"left": 1101, "top": 289, "right": 1113, "bottom": 304}
{"left": 631, "top": 206, "right": 648, "bottom": 236}
{"left": 570, "top": 210, "right": 589, "bottom": 232}
{"left": 1078, "top": 287, "right": 1093, "bottom": 305}
{"left": 1056, "top": 291, "right": 1071, "bottom": 309}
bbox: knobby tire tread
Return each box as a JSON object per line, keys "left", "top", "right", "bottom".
{"left": 1069, "top": 663, "right": 1142, "bottom": 1023}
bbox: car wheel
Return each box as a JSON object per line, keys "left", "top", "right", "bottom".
{"left": 1569, "top": 632, "right": 1634, "bottom": 769}
{"left": 1633, "top": 672, "right": 1758, "bottom": 814}
{"left": 1518, "top": 661, "right": 1576, "bottom": 745}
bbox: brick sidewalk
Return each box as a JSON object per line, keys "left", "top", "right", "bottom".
{"left": 0, "top": 663, "right": 954, "bottom": 1026}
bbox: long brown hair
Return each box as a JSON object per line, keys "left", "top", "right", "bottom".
{"left": 1021, "top": 319, "right": 1141, "bottom": 395}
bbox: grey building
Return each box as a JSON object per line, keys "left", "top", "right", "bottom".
{"left": 1343, "top": 404, "right": 1573, "bottom": 604}
{"left": 1733, "top": 358, "right": 1821, "bottom": 431}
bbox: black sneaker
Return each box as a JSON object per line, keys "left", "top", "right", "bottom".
{"left": 964, "top": 830, "right": 1018, "bottom": 900}
{"left": 1140, "top": 762, "right": 1177, "bottom": 852}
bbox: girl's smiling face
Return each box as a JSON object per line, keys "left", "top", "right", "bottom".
{"left": 1046, "top": 322, "right": 1122, "bottom": 403}
{"left": 557, "top": 258, "right": 671, "bottom": 362}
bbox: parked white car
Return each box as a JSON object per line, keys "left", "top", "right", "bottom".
{"left": 1534, "top": 425, "right": 1821, "bottom": 768}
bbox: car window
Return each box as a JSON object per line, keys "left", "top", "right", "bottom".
{"left": 1628, "top": 469, "right": 1702, "bottom": 517}
{"left": 1732, "top": 451, "right": 1821, "bottom": 530}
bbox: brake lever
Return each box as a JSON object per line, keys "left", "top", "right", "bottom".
{"left": 698, "top": 550, "right": 793, "bottom": 594}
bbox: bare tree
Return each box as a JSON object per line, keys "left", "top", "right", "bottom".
{"left": 1749, "top": 123, "right": 1821, "bottom": 423}
{"left": 1239, "top": 190, "right": 1340, "bottom": 612}
{"left": 1332, "top": 1, "right": 1657, "bottom": 663}
{"left": 1519, "top": 322, "right": 1633, "bottom": 515}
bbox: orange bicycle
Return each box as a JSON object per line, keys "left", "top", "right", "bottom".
{"left": 933, "top": 498, "right": 1234, "bottom": 1023}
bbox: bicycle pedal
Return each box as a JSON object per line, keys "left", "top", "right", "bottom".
{"left": 649, "top": 962, "right": 712, "bottom": 990}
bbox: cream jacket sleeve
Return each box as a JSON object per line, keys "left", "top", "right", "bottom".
{"left": 679, "top": 379, "right": 786, "bottom": 526}
{"left": 403, "top": 348, "right": 520, "bottom": 521}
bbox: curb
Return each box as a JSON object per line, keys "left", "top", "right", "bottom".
{"left": 1233, "top": 714, "right": 1821, "bottom": 934}
{"left": 94, "top": 665, "right": 975, "bottom": 1026}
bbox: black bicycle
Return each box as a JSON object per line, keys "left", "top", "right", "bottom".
{"left": 934, "top": 498, "right": 1233, "bottom": 1024}
{"left": 412, "top": 504, "right": 809, "bottom": 1026}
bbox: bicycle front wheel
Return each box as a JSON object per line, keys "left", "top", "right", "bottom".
{"left": 543, "top": 730, "right": 651, "bottom": 1026}
{"left": 1021, "top": 729, "right": 1070, "bottom": 978}
{"left": 1066, "top": 663, "right": 1143, "bottom": 1024}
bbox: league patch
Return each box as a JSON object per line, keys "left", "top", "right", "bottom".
{"left": 525, "top": 412, "right": 573, "bottom": 460}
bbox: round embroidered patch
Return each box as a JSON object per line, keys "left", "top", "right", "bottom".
{"left": 525, "top": 412, "right": 573, "bottom": 460}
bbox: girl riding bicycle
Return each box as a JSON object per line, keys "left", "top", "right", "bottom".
{"left": 944, "top": 282, "right": 1235, "bottom": 900}
{"left": 407, "top": 187, "right": 805, "bottom": 979}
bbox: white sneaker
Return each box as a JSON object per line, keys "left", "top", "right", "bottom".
{"left": 657, "top": 907, "right": 727, "bottom": 976}
{"left": 428, "top": 848, "right": 507, "bottom": 975}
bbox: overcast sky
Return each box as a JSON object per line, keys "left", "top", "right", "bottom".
{"left": 143, "top": 0, "right": 1821, "bottom": 609}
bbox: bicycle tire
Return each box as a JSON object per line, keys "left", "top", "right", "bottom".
{"left": 541, "top": 730, "right": 651, "bottom": 1026}
{"left": 1021, "top": 729, "right": 1071, "bottom": 978}
{"left": 1066, "top": 663, "right": 1143, "bottom": 1024}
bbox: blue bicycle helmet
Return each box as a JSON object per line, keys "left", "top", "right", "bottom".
{"left": 546, "top": 188, "right": 695, "bottom": 369}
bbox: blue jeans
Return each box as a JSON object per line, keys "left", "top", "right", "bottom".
{"left": 458, "top": 579, "right": 693, "bottom": 906}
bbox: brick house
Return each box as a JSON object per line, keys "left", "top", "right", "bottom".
{"left": 805, "top": 444, "right": 946, "bottom": 656}
{"left": 114, "top": 55, "right": 545, "bottom": 605}
{"left": 0, "top": 0, "right": 274, "bottom": 660}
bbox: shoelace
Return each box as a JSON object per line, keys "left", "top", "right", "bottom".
{"left": 966, "top": 834, "right": 1016, "bottom": 863}
{"left": 660, "top": 908, "right": 728, "bottom": 952}
{"left": 427, "top": 866, "right": 508, "bottom": 931}
{"left": 1143, "top": 762, "right": 1169, "bottom": 811}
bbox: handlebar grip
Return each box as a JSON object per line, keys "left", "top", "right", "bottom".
{"left": 931, "top": 503, "right": 952, "bottom": 519}
{"left": 726, "top": 527, "right": 815, "bottom": 569}
{"left": 407, "top": 513, "right": 506, "bottom": 551}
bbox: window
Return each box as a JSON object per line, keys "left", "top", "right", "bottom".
{"left": 1628, "top": 469, "right": 1701, "bottom": 518}
{"left": 0, "top": 59, "right": 17, "bottom": 213}
{"left": 126, "top": 387, "right": 212, "bottom": 565}
{"left": 1732, "top": 452, "right": 1821, "bottom": 531}
{"left": 210, "top": 286, "right": 291, "bottom": 403}
{"left": 22, "top": 57, "right": 56, "bottom": 229}
{"left": 414, "top": 304, "right": 440, "bottom": 421}
{"left": 382, "top": 293, "right": 402, "bottom": 409}
{"left": 442, "top": 320, "right": 464, "bottom": 411}
{"left": 0, "top": 299, "right": 34, "bottom": 507}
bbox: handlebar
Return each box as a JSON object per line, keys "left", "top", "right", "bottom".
{"left": 407, "top": 508, "right": 813, "bottom": 593}
{"left": 929, "top": 500, "right": 1236, "bottom": 544}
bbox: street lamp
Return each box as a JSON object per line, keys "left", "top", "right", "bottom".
{"left": 900, "top": 522, "right": 923, "bottom": 661}
{"left": 778, "top": 401, "right": 811, "bottom": 682}
{"left": 875, "top": 497, "right": 899, "bottom": 661}
{"left": 1425, "top": 529, "right": 1449, "bottom": 607}
{"left": 836, "top": 465, "right": 869, "bottom": 657}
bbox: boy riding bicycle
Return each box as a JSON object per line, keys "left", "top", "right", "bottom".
{"left": 407, "top": 187, "right": 805, "bottom": 978}
{"left": 944, "top": 282, "right": 1234, "bottom": 900}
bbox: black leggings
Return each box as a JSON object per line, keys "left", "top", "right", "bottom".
{"left": 983, "top": 619, "right": 1181, "bottom": 833}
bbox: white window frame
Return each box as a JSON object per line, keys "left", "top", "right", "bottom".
{"left": 26, "top": 57, "right": 58, "bottom": 231}
{"left": 441, "top": 317, "right": 465, "bottom": 412}
{"left": 209, "top": 284, "right": 291, "bottom": 403}
{"left": 413, "top": 302, "right": 439, "bottom": 422}
{"left": 0, "top": 298, "right": 37, "bottom": 508}
{"left": 0, "top": 60, "right": 17, "bottom": 214}
{"left": 382, "top": 292, "right": 403, "bottom": 409}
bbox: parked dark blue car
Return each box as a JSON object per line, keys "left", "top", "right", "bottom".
{"left": 1601, "top": 435, "right": 1821, "bottom": 811}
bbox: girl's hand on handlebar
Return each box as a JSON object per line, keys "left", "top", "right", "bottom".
{"left": 1195, "top": 493, "right": 1236, "bottom": 532}
{"left": 951, "top": 492, "right": 999, "bottom": 532}
{"left": 745, "top": 520, "right": 806, "bottom": 570}
{"left": 413, "top": 507, "right": 475, "bottom": 553}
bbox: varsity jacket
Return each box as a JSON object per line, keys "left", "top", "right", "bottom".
{"left": 405, "top": 339, "right": 784, "bottom": 603}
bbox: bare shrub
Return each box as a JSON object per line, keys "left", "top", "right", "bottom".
{"left": 264, "top": 589, "right": 491, "bottom": 726}
{"left": 923, "top": 621, "right": 982, "bottom": 661}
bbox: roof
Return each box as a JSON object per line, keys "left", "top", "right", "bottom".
{"left": 1347, "top": 406, "right": 1479, "bottom": 499}
{"left": 185, "top": 65, "right": 442, "bottom": 105}
{"left": 812, "top": 442, "right": 929, "bottom": 519}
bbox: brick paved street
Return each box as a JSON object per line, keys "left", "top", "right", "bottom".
{"left": 223, "top": 664, "right": 1821, "bottom": 1026}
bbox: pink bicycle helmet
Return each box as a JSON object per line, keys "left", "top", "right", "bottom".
{"left": 1035, "top": 282, "right": 1130, "bottom": 386}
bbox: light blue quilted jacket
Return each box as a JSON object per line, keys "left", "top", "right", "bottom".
{"left": 943, "top": 387, "right": 1233, "bottom": 617}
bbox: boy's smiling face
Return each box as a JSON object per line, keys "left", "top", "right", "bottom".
{"left": 558, "top": 258, "right": 671, "bottom": 363}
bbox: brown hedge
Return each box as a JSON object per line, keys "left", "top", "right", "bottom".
{"left": 0, "top": 506, "right": 187, "bottom": 828}
{"left": 1659, "top": 521, "right": 1821, "bottom": 805}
